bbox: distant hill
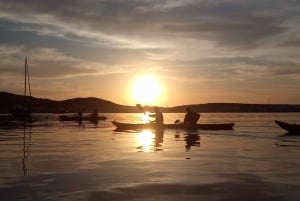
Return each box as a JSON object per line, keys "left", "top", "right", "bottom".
{"left": 0, "top": 92, "right": 134, "bottom": 113}
{"left": 0, "top": 91, "right": 300, "bottom": 113}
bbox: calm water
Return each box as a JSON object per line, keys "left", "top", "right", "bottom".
{"left": 0, "top": 113, "right": 300, "bottom": 201}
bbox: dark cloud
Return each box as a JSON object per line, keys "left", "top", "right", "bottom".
{"left": 281, "top": 38, "right": 300, "bottom": 48}
{"left": 0, "top": 0, "right": 298, "bottom": 58}
{"left": 0, "top": 0, "right": 299, "bottom": 104}
{"left": 163, "top": 16, "right": 285, "bottom": 48}
{"left": 203, "top": 56, "right": 300, "bottom": 76}
{"left": 159, "top": 55, "right": 300, "bottom": 83}
{"left": 205, "top": 56, "right": 299, "bottom": 67}
{"left": 0, "top": 0, "right": 295, "bottom": 48}
{"left": 0, "top": 45, "right": 105, "bottom": 79}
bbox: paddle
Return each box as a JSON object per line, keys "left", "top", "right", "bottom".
{"left": 136, "top": 104, "right": 145, "bottom": 114}
{"left": 174, "top": 119, "right": 181, "bottom": 124}
{"left": 137, "top": 105, "right": 181, "bottom": 124}
{"left": 137, "top": 104, "right": 152, "bottom": 123}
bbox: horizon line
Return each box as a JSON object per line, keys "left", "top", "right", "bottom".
{"left": 1, "top": 91, "right": 300, "bottom": 107}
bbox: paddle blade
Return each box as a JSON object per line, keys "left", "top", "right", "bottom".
{"left": 174, "top": 119, "right": 181, "bottom": 124}
{"left": 136, "top": 104, "right": 144, "bottom": 113}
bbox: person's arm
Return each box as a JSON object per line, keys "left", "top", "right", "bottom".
{"left": 183, "top": 114, "right": 188, "bottom": 123}
{"left": 149, "top": 113, "right": 155, "bottom": 117}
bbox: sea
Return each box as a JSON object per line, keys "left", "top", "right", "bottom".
{"left": 0, "top": 113, "right": 300, "bottom": 201}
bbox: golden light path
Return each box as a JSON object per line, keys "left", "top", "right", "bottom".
{"left": 136, "top": 130, "right": 155, "bottom": 152}
{"left": 131, "top": 75, "right": 162, "bottom": 152}
{"left": 132, "top": 75, "right": 162, "bottom": 106}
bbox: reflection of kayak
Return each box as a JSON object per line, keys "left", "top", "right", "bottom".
{"left": 275, "top": 120, "right": 300, "bottom": 134}
{"left": 59, "top": 115, "right": 107, "bottom": 122}
{"left": 112, "top": 121, "right": 234, "bottom": 131}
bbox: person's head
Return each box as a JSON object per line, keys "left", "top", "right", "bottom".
{"left": 154, "top": 106, "right": 160, "bottom": 112}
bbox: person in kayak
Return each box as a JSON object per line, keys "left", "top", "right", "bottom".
{"left": 149, "top": 106, "right": 164, "bottom": 127}
{"left": 90, "top": 108, "right": 99, "bottom": 124}
{"left": 77, "top": 108, "right": 83, "bottom": 126}
{"left": 184, "top": 107, "right": 200, "bottom": 128}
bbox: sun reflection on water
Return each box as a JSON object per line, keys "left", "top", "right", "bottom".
{"left": 136, "top": 130, "right": 154, "bottom": 152}
{"left": 142, "top": 112, "right": 150, "bottom": 123}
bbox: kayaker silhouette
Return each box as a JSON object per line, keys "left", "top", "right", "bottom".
{"left": 149, "top": 106, "right": 164, "bottom": 127}
{"left": 77, "top": 108, "right": 83, "bottom": 126}
{"left": 90, "top": 108, "right": 99, "bottom": 124}
{"left": 184, "top": 107, "right": 200, "bottom": 129}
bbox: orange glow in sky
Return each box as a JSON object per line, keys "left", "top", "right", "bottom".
{"left": 1, "top": 2, "right": 300, "bottom": 106}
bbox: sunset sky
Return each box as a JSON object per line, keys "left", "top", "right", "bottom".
{"left": 0, "top": 0, "right": 299, "bottom": 106}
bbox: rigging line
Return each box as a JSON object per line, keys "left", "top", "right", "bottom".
{"left": 26, "top": 58, "right": 32, "bottom": 97}
{"left": 24, "top": 57, "right": 27, "bottom": 97}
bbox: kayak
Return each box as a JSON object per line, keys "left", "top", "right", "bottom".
{"left": 112, "top": 121, "right": 234, "bottom": 131}
{"left": 59, "top": 115, "right": 107, "bottom": 122}
{"left": 275, "top": 120, "right": 300, "bottom": 134}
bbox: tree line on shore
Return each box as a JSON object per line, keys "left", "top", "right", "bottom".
{"left": 1, "top": 92, "right": 300, "bottom": 113}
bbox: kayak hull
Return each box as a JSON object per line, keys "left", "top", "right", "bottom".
{"left": 59, "top": 115, "right": 107, "bottom": 122}
{"left": 275, "top": 120, "right": 300, "bottom": 135}
{"left": 112, "top": 121, "right": 234, "bottom": 131}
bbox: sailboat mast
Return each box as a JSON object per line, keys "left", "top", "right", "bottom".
{"left": 12, "top": 57, "right": 32, "bottom": 118}
{"left": 26, "top": 58, "right": 31, "bottom": 97}
{"left": 23, "top": 56, "right": 31, "bottom": 108}
{"left": 24, "top": 57, "right": 27, "bottom": 97}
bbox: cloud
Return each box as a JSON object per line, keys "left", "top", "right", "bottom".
{"left": 0, "top": 0, "right": 299, "bottom": 104}
{"left": 1, "top": 0, "right": 297, "bottom": 66}
{"left": 281, "top": 36, "right": 300, "bottom": 48}
{"left": 0, "top": 0, "right": 296, "bottom": 49}
{"left": 163, "top": 16, "right": 285, "bottom": 48}
{"left": 211, "top": 58, "right": 300, "bottom": 82}
{"left": 0, "top": 45, "right": 125, "bottom": 79}
{"left": 153, "top": 54, "right": 300, "bottom": 85}
{"left": 0, "top": 0, "right": 169, "bottom": 49}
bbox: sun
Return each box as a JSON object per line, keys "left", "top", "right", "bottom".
{"left": 132, "top": 75, "right": 161, "bottom": 105}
